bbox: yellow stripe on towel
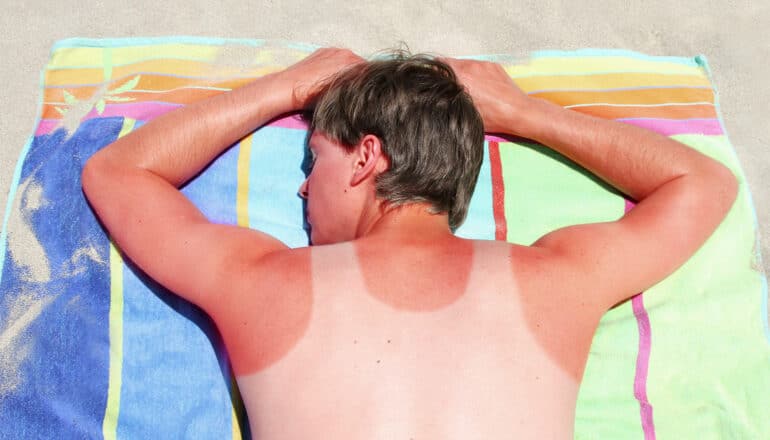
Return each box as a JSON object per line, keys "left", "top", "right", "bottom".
{"left": 504, "top": 56, "right": 704, "bottom": 76}
{"left": 236, "top": 136, "right": 253, "bottom": 228}
{"left": 102, "top": 240, "right": 125, "bottom": 440}
{"left": 101, "top": 117, "right": 136, "bottom": 439}
{"left": 231, "top": 135, "right": 255, "bottom": 438}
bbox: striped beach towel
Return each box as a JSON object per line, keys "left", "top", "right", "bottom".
{"left": 1, "top": 37, "right": 767, "bottom": 439}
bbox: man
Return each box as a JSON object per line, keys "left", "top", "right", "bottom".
{"left": 81, "top": 47, "right": 738, "bottom": 438}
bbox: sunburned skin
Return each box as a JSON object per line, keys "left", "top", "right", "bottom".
{"left": 211, "top": 239, "right": 604, "bottom": 439}
{"left": 212, "top": 249, "right": 313, "bottom": 375}
{"left": 354, "top": 236, "right": 474, "bottom": 311}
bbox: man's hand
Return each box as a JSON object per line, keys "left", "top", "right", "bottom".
{"left": 278, "top": 47, "right": 366, "bottom": 110}
{"left": 440, "top": 57, "right": 531, "bottom": 135}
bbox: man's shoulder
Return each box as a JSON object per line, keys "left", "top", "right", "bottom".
{"left": 469, "top": 238, "right": 553, "bottom": 266}
{"left": 258, "top": 245, "right": 313, "bottom": 262}
{"left": 249, "top": 245, "right": 314, "bottom": 279}
{"left": 212, "top": 245, "right": 313, "bottom": 324}
{"left": 246, "top": 238, "right": 561, "bottom": 286}
{"left": 253, "top": 238, "right": 555, "bottom": 266}
{"left": 462, "top": 239, "right": 596, "bottom": 302}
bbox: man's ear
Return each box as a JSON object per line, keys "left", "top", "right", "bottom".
{"left": 350, "top": 134, "right": 388, "bottom": 186}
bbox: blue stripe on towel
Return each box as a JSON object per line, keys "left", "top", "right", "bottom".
{"left": 455, "top": 140, "right": 495, "bottom": 240}
{"left": 114, "top": 119, "right": 237, "bottom": 438}
{"left": 0, "top": 119, "right": 121, "bottom": 438}
{"left": 247, "top": 126, "right": 310, "bottom": 248}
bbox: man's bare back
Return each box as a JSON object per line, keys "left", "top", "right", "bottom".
{"left": 215, "top": 238, "right": 602, "bottom": 439}
{"left": 81, "top": 48, "right": 738, "bottom": 438}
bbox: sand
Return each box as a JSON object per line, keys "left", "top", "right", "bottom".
{"left": 1, "top": 0, "right": 767, "bottom": 277}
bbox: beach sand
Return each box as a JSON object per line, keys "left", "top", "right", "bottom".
{"left": 1, "top": 0, "right": 767, "bottom": 278}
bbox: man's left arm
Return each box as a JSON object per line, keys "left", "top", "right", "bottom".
{"left": 81, "top": 48, "right": 363, "bottom": 313}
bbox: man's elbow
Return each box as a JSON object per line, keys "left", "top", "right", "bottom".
{"left": 81, "top": 153, "right": 115, "bottom": 199}
{"left": 705, "top": 163, "right": 740, "bottom": 220}
{"left": 720, "top": 163, "right": 739, "bottom": 200}
{"left": 81, "top": 155, "right": 101, "bottom": 194}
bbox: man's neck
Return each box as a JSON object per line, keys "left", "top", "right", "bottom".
{"left": 355, "top": 203, "right": 455, "bottom": 243}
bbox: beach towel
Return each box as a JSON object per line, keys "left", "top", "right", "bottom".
{"left": 1, "top": 37, "right": 768, "bottom": 439}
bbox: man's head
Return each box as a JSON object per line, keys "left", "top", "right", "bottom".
{"left": 299, "top": 49, "right": 484, "bottom": 244}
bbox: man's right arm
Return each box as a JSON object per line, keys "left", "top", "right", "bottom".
{"left": 444, "top": 57, "right": 739, "bottom": 310}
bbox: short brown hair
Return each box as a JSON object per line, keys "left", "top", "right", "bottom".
{"left": 303, "top": 49, "right": 484, "bottom": 230}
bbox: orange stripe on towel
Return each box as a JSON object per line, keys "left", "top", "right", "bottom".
{"left": 530, "top": 87, "right": 714, "bottom": 106}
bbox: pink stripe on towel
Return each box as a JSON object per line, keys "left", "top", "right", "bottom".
{"left": 632, "top": 294, "right": 655, "bottom": 439}
{"left": 626, "top": 198, "right": 656, "bottom": 439}
{"left": 619, "top": 118, "right": 722, "bottom": 136}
